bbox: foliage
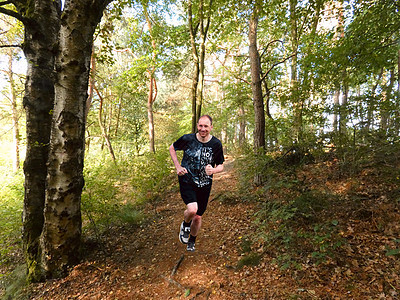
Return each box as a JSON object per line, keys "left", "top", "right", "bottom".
{"left": 0, "top": 172, "right": 24, "bottom": 267}
{"left": 236, "top": 149, "right": 346, "bottom": 268}
{"left": 81, "top": 147, "right": 175, "bottom": 237}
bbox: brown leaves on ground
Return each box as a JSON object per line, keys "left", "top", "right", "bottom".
{"left": 27, "top": 158, "right": 400, "bottom": 299}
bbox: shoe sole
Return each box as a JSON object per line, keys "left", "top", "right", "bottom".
{"left": 179, "top": 233, "right": 188, "bottom": 244}
{"left": 179, "top": 222, "right": 189, "bottom": 244}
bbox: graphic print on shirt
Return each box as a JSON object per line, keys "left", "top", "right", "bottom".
{"left": 198, "top": 146, "right": 213, "bottom": 187}
{"left": 174, "top": 133, "right": 224, "bottom": 188}
{"left": 183, "top": 143, "right": 213, "bottom": 187}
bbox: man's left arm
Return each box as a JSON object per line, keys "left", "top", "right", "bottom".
{"left": 205, "top": 163, "right": 224, "bottom": 176}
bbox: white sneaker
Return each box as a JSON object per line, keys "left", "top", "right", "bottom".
{"left": 179, "top": 221, "right": 190, "bottom": 244}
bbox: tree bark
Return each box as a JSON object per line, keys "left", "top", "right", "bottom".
{"left": 249, "top": 3, "right": 265, "bottom": 152}
{"left": 249, "top": 1, "right": 265, "bottom": 185}
{"left": 6, "top": 49, "right": 21, "bottom": 172}
{"left": 40, "top": 0, "right": 112, "bottom": 279}
{"left": 381, "top": 69, "right": 395, "bottom": 132}
{"left": 239, "top": 104, "right": 246, "bottom": 147}
{"left": 94, "top": 86, "right": 117, "bottom": 163}
{"left": 289, "top": 0, "right": 302, "bottom": 141}
{"left": 188, "top": 0, "right": 199, "bottom": 133}
{"left": 144, "top": 4, "right": 157, "bottom": 153}
{"left": 195, "top": 0, "right": 212, "bottom": 124}
{"left": 13, "top": 0, "right": 62, "bottom": 282}
{"left": 188, "top": 0, "right": 212, "bottom": 132}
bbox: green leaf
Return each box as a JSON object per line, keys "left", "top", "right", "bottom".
{"left": 385, "top": 249, "right": 400, "bottom": 257}
{"left": 184, "top": 289, "right": 191, "bottom": 297}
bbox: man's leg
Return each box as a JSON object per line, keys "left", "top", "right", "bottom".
{"left": 184, "top": 202, "right": 198, "bottom": 223}
{"left": 186, "top": 184, "right": 211, "bottom": 252}
{"left": 190, "top": 215, "right": 201, "bottom": 236}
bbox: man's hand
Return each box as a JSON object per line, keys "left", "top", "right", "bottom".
{"left": 177, "top": 166, "right": 188, "bottom": 176}
{"left": 205, "top": 164, "right": 214, "bottom": 176}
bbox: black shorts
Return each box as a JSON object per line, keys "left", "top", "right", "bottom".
{"left": 178, "top": 178, "right": 212, "bottom": 216}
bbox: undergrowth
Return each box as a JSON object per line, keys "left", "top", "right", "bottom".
{"left": 236, "top": 140, "right": 400, "bottom": 270}
{"left": 0, "top": 148, "right": 175, "bottom": 294}
{"left": 82, "top": 149, "right": 175, "bottom": 239}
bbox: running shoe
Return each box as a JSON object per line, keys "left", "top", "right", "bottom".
{"left": 179, "top": 221, "right": 190, "bottom": 244}
{"left": 187, "top": 241, "right": 195, "bottom": 252}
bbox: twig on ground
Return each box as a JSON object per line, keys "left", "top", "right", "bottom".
{"left": 161, "top": 275, "right": 186, "bottom": 291}
{"left": 171, "top": 254, "right": 185, "bottom": 276}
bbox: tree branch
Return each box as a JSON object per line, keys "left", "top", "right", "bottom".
{"left": 0, "top": 44, "right": 22, "bottom": 49}
{"left": 259, "top": 39, "right": 284, "bottom": 60}
{"left": 0, "top": 6, "right": 25, "bottom": 24}
{"left": 261, "top": 53, "right": 295, "bottom": 82}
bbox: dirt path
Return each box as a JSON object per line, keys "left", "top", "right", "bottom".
{"left": 28, "top": 159, "right": 286, "bottom": 299}
{"left": 25, "top": 157, "right": 400, "bottom": 299}
{"left": 28, "top": 159, "right": 338, "bottom": 299}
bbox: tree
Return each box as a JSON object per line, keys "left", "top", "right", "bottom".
{"left": 248, "top": 0, "right": 265, "bottom": 185}
{"left": 187, "top": 0, "right": 213, "bottom": 132}
{"left": 0, "top": 0, "right": 113, "bottom": 281}
{"left": 0, "top": 15, "right": 24, "bottom": 172}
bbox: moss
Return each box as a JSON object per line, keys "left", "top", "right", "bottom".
{"left": 25, "top": 256, "right": 43, "bottom": 283}
{"left": 237, "top": 252, "right": 261, "bottom": 269}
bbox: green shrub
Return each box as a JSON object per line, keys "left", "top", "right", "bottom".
{"left": 0, "top": 173, "right": 24, "bottom": 266}
{"left": 81, "top": 149, "right": 174, "bottom": 237}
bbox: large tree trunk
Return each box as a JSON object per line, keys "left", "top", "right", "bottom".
{"left": 40, "top": 0, "right": 111, "bottom": 279}
{"left": 16, "top": 0, "right": 61, "bottom": 282}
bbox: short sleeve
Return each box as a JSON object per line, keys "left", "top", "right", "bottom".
{"left": 173, "top": 134, "right": 189, "bottom": 151}
{"left": 213, "top": 140, "right": 224, "bottom": 166}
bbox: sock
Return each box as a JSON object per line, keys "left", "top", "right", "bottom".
{"left": 188, "top": 234, "right": 196, "bottom": 243}
{"left": 183, "top": 220, "right": 192, "bottom": 227}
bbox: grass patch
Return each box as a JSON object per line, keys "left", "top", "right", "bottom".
{"left": 237, "top": 253, "right": 261, "bottom": 269}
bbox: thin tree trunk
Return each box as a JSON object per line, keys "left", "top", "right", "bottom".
{"left": 144, "top": 5, "right": 157, "bottom": 153}
{"left": 114, "top": 96, "right": 122, "bottom": 136}
{"left": 289, "top": 0, "right": 301, "bottom": 141}
{"left": 333, "top": 90, "right": 340, "bottom": 132}
{"left": 239, "top": 104, "right": 246, "bottom": 146}
{"left": 249, "top": 4, "right": 265, "bottom": 152}
{"left": 381, "top": 69, "right": 395, "bottom": 131}
{"left": 188, "top": 0, "right": 199, "bottom": 133}
{"left": 86, "top": 50, "right": 96, "bottom": 120}
{"left": 339, "top": 78, "right": 348, "bottom": 135}
{"left": 249, "top": 1, "right": 265, "bottom": 185}
{"left": 195, "top": 0, "right": 212, "bottom": 123}
{"left": 7, "top": 49, "right": 20, "bottom": 171}
{"left": 95, "top": 86, "right": 116, "bottom": 163}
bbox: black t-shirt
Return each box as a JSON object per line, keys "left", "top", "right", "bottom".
{"left": 173, "top": 133, "right": 224, "bottom": 187}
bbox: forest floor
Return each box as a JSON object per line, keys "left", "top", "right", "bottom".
{"left": 21, "top": 157, "right": 400, "bottom": 299}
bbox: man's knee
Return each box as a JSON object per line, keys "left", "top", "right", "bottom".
{"left": 192, "top": 215, "right": 201, "bottom": 224}
{"left": 186, "top": 203, "right": 198, "bottom": 216}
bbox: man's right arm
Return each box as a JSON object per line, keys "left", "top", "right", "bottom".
{"left": 169, "top": 144, "right": 188, "bottom": 176}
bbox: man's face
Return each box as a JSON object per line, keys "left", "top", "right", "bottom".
{"left": 197, "top": 117, "right": 213, "bottom": 138}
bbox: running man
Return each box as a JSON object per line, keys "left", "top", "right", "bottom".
{"left": 169, "top": 115, "right": 224, "bottom": 252}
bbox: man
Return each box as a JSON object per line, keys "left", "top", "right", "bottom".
{"left": 169, "top": 115, "right": 224, "bottom": 252}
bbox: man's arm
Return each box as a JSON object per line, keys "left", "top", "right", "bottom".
{"left": 169, "top": 144, "right": 188, "bottom": 176}
{"left": 205, "top": 164, "right": 224, "bottom": 176}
